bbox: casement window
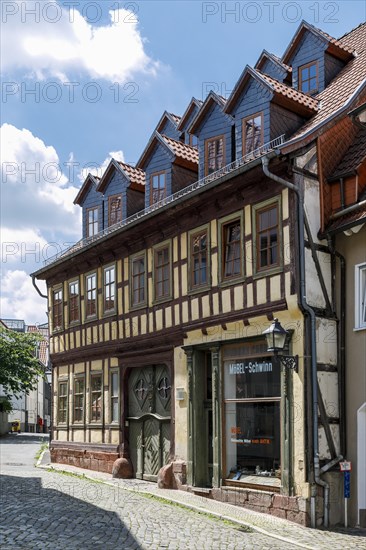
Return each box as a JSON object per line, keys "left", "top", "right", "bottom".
{"left": 85, "top": 273, "right": 97, "bottom": 318}
{"left": 73, "top": 376, "right": 84, "bottom": 422}
{"left": 299, "top": 61, "right": 318, "bottom": 94}
{"left": 90, "top": 374, "right": 102, "bottom": 422}
{"left": 110, "top": 370, "right": 119, "bottom": 423}
{"left": 355, "top": 263, "right": 366, "bottom": 329}
{"left": 131, "top": 254, "right": 146, "bottom": 307}
{"left": 103, "top": 265, "right": 115, "bottom": 313}
{"left": 108, "top": 195, "right": 122, "bottom": 226}
{"left": 150, "top": 172, "right": 166, "bottom": 205}
{"left": 190, "top": 229, "right": 208, "bottom": 288}
{"left": 53, "top": 288, "right": 63, "bottom": 331}
{"left": 222, "top": 220, "right": 242, "bottom": 280}
{"left": 205, "top": 135, "right": 225, "bottom": 175}
{"left": 69, "top": 280, "right": 80, "bottom": 323}
{"left": 58, "top": 381, "right": 68, "bottom": 423}
{"left": 87, "top": 207, "right": 98, "bottom": 237}
{"left": 242, "top": 112, "right": 263, "bottom": 156}
{"left": 256, "top": 203, "right": 279, "bottom": 271}
{"left": 154, "top": 245, "right": 171, "bottom": 300}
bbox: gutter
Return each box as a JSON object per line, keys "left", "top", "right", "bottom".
{"left": 262, "top": 155, "right": 338, "bottom": 528}
{"left": 32, "top": 274, "right": 47, "bottom": 299}
{"left": 331, "top": 199, "right": 366, "bottom": 219}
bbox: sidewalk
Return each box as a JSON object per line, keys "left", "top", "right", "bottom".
{"left": 37, "top": 452, "right": 366, "bottom": 550}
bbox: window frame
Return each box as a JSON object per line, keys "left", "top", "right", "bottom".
{"left": 68, "top": 279, "right": 80, "bottom": 325}
{"left": 252, "top": 197, "right": 283, "bottom": 277}
{"left": 130, "top": 252, "right": 147, "bottom": 309}
{"left": 150, "top": 171, "right": 166, "bottom": 205}
{"left": 90, "top": 372, "right": 103, "bottom": 423}
{"left": 85, "top": 271, "right": 98, "bottom": 320}
{"left": 355, "top": 263, "right": 366, "bottom": 330}
{"left": 86, "top": 206, "right": 99, "bottom": 237}
{"left": 57, "top": 380, "right": 68, "bottom": 424}
{"left": 52, "top": 287, "right": 63, "bottom": 332}
{"left": 188, "top": 225, "right": 210, "bottom": 292}
{"left": 242, "top": 111, "right": 264, "bottom": 156}
{"left": 103, "top": 264, "right": 116, "bottom": 315}
{"left": 205, "top": 135, "right": 225, "bottom": 176}
{"left": 73, "top": 375, "right": 85, "bottom": 423}
{"left": 218, "top": 212, "right": 244, "bottom": 285}
{"left": 110, "top": 369, "right": 119, "bottom": 424}
{"left": 153, "top": 241, "right": 172, "bottom": 303}
{"left": 108, "top": 194, "right": 122, "bottom": 227}
{"left": 298, "top": 61, "right": 318, "bottom": 94}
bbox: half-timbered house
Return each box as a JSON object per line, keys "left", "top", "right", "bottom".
{"left": 32, "top": 21, "right": 366, "bottom": 527}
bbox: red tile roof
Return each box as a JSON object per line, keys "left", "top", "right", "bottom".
{"left": 339, "top": 22, "right": 366, "bottom": 53}
{"left": 169, "top": 113, "right": 181, "bottom": 125}
{"left": 325, "top": 204, "right": 366, "bottom": 234}
{"left": 330, "top": 129, "right": 366, "bottom": 179}
{"left": 257, "top": 71, "right": 318, "bottom": 112}
{"left": 161, "top": 135, "right": 199, "bottom": 165}
{"left": 27, "top": 325, "right": 49, "bottom": 366}
{"left": 282, "top": 24, "right": 366, "bottom": 152}
{"left": 117, "top": 161, "right": 146, "bottom": 187}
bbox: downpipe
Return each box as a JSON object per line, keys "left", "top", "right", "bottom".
{"left": 262, "top": 156, "right": 329, "bottom": 528}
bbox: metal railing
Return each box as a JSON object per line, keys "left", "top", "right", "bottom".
{"left": 43, "top": 135, "right": 285, "bottom": 266}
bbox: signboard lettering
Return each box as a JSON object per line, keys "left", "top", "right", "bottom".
{"left": 229, "top": 360, "right": 273, "bottom": 375}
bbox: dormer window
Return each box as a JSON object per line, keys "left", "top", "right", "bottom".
{"left": 189, "top": 134, "right": 198, "bottom": 148}
{"left": 205, "top": 135, "right": 225, "bottom": 175}
{"left": 108, "top": 195, "right": 122, "bottom": 226}
{"left": 150, "top": 172, "right": 166, "bottom": 205}
{"left": 87, "top": 207, "right": 98, "bottom": 237}
{"left": 243, "top": 112, "right": 263, "bottom": 156}
{"left": 299, "top": 62, "right": 318, "bottom": 94}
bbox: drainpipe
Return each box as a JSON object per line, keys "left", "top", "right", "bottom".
{"left": 32, "top": 275, "right": 48, "bottom": 299}
{"left": 262, "top": 155, "right": 329, "bottom": 528}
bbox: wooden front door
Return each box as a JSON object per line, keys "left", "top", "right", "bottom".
{"left": 128, "top": 365, "right": 171, "bottom": 481}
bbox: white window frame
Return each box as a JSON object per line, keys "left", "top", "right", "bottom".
{"left": 355, "top": 263, "right": 366, "bottom": 330}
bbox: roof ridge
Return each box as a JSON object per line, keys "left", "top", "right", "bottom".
{"left": 338, "top": 21, "right": 366, "bottom": 40}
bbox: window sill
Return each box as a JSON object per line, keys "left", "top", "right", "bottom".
{"left": 218, "top": 275, "right": 245, "bottom": 289}
{"left": 84, "top": 316, "right": 98, "bottom": 324}
{"left": 188, "top": 284, "right": 211, "bottom": 296}
{"left": 102, "top": 310, "right": 117, "bottom": 319}
{"left": 353, "top": 326, "right": 366, "bottom": 332}
{"left": 129, "top": 302, "right": 148, "bottom": 313}
{"left": 252, "top": 266, "right": 283, "bottom": 280}
{"left": 153, "top": 295, "right": 173, "bottom": 306}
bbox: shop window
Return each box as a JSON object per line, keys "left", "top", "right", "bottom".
{"left": 111, "top": 370, "right": 119, "bottom": 423}
{"left": 108, "top": 195, "right": 122, "bottom": 226}
{"left": 73, "top": 376, "right": 84, "bottom": 422}
{"left": 103, "top": 265, "right": 115, "bottom": 313}
{"left": 69, "top": 280, "right": 80, "bottom": 323}
{"left": 190, "top": 229, "right": 208, "bottom": 289}
{"left": 90, "top": 374, "right": 102, "bottom": 422}
{"left": 205, "top": 135, "right": 225, "bottom": 175}
{"left": 131, "top": 254, "right": 146, "bottom": 307}
{"left": 223, "top": 344, "right": 281, "bottom": 484}
{"left": 355, "top": 263, "right": 366, "bottom": 329}
{"left": 87, "top": 207, "right": 98, "bottom": 237}
{"left": 53, "top": 288, "right": 63, "bottom": 331}
{"left": 85, "top": 273, "right": 97, "bottom": 319}
{"left": 58, "top": 381, "right": 68, "bottom": 423}
{"left": 299, "top": 61, "right": 318, "bottom": 94}
{"left": 242, "top": 112, "right": 263, "bottom": 156}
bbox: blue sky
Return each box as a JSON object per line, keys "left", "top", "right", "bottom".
{"left": 1, "top": 0, "right": 365, "bottom": 323}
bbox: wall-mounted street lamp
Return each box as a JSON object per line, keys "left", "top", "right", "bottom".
{"left": 262, "top": 318, "right": 298, "bottom": 372}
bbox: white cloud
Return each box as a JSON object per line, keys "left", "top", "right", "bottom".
{"left": 1, "top": 123, "right": 81, "bottom": 236}
{"left": 78, "top": 150, "right": 125, "bottom": 183}
{"left": 1, "top": 1, "right": 159, "bottom": 82}
{"left": 0, "top": 270, "right": 48, "bottom": 324}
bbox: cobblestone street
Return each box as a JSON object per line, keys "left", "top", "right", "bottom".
{"left": 1, "top": 435, "right": 366, "bottom": 550}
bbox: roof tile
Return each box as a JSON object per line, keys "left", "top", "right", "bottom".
{"left": 257, "top": 71, "right": 319, "bottom": 111}
{"left": 117, "top": 161, "right": 146, "bottom": 186}
{"left": 330, "top": 129, "right": 366, "bottom": 179}
{"left": 161, "top": 135, "right": 199, "bottom": 165}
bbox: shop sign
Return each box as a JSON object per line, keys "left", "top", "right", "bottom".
{"left": 228, "top": 360, "right": 273, "bottom": 375}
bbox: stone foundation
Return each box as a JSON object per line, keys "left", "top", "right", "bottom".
{"left": 50, "top": 442, "right": 119, "bottom": 474}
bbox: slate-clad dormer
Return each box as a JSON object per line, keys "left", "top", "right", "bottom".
{"left": 137, "top": 132, "right": 198, "bottom": 209}
{"left": 177, "top": 97, "right": 202, "bottom": 147}
{"left": 189, "top": 92, "right": 234, "bottom": 180}
{"left": 225, "top": 66, "right": 318, "bottom": 161}
{"left": 96, "top": 159, "right": 145, "bottom": 225}
{"left": 74, "top": 174, "right": 103, "bottom": 239}
{"left": 282, "top": 21, "right": 354, "bottom": 94}
{"left": 255, "top": 50, "right": 292, "bottom": 85}
{"left": 155, "top": 111, "right": 181, "bottom": 141}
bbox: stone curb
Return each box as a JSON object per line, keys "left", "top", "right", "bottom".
{"left": 36, "top": 459, "right": 317, "bottom": 550}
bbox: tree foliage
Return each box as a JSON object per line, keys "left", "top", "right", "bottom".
{"left": 0, "top": 326, "right": 44, "bottom": 398}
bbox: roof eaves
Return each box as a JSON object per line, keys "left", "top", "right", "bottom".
{"left": 73, "top": 173, "right": 99, "bottom": 205}
{"left": 95, "top": 158, "right": 125, "bottom": 194}
{"left": 177, "top": 98, "right": 202, "bottom": 131}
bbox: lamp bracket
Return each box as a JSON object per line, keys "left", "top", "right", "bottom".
{"left": 278, "top": 354, "right": 298, "bottom": 372}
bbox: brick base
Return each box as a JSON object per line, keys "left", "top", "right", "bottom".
{"left": 50, "top": 446, "right": 119, "bottom": 475}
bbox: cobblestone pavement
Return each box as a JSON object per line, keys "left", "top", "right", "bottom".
{"left": 1, "top": 435, "right": 366, "bottom": 550}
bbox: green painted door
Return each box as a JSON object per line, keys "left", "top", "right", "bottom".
{"left": 128, "top": 365, "right": 171, "bottom": 481}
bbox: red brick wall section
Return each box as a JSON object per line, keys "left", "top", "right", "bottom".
{"left": 50, "top": 447, "right": 119, "bottom": 474}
